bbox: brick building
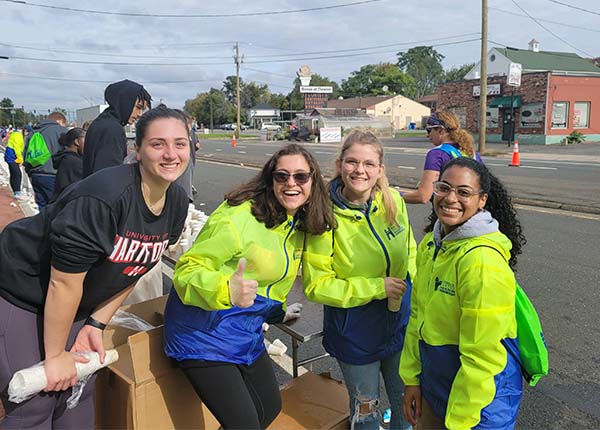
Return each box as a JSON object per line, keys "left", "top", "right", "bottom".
{"left": 439, "top": 42, "right": 600, "bottom": 144}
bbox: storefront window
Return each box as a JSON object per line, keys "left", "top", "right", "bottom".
{"left": 551, "top": 102, "right": 568, "bottom": 129}
{"left": 573, "top": 102, "right": 590, "bottom": 128}
{"left": 520, "top": 103, "right": 544, "bottom": 128}
{"left": 448, "top": 107, "right": 466, "bottom": 128}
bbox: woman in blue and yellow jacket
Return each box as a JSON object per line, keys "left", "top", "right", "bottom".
{"left": 163, "top": 144, "right": 334, "bottom": 430}
{"left": 303, "top": 130, "right": 416, "bottom": 430}
{"left": 4, "top": 127, "right": 25, "bottom": 197}
{"left": 400, "top": 157, "right": 527, "bottom": 429}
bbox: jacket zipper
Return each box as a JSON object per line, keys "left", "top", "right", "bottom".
{"left": 265, "top": 218, "right": 296, "bottom": 299}
{"left": 364, "top": 208, "right": 391, "bottom": 277}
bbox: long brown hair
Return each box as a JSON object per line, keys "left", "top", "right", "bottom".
{"left": 333, "top": 129, "right": 397, "bottom": 225}
{"left": 226, "top": 144, "right": 334, "bottom": 234}
{"left": 435, "top": 110, "right": 475, "bottom": 157}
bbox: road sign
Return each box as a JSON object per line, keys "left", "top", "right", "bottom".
{"left": 300, "top": 86, "right": 333, "bottom": 94}
{"left": 508, "top": 62, "right": 522, "bottom": 87}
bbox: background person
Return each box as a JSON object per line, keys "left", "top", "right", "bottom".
{"left": 3, "top": 127, "right": 25, "bottom": 199}
{"left": 0, "top": 105, "right": 189, "bottom": 429}
{"left": 23, "top": 112, "right": 68, "bottom": 208}
{"left": 403, "top": 110, "right": 481, "bottom": 205}
{"left": 302, "top": 130, "right": 416, "bottom": 430}
{"left": 51, "top": 127, "right": 86, "bottom": 202}
{"left": 83, "top": 79, "right": 151, "bottom": 178}
{"left": 401, "top": 157, "right": 526, "bottom": 429}
{"left": 163, "top": 144, "right": 334, "bottom": 429}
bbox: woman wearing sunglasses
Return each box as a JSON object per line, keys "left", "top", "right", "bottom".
{"left": 402, "top": 110, "right": 482, "bottom": 205}
{"left": 303, "top": 130, "right": 416, "bottom": 430}
{"left": 401, "top": 157, "right": 526, "bottom": 429}
{"left": 163, "top": 143, "right": 334, "bottom": 429}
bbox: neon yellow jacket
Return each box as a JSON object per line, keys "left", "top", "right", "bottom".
{"left": 6, "top": 131, "right": 25, "bottom": 164}
{"left": 303, "top": 185, "right": 417, "bottom": 364}
{"left": 173, "top": 200, "right": 304, "bottom": 310}
{"left": 400, "top": 212, "right": 521, "bottom": 429}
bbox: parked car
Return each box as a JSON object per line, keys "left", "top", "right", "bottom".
{"left": 220, "top": 123, "right": 248, "bottom": 131}
{"left": 260, "top": 123, "right": 282, "bottom": 132}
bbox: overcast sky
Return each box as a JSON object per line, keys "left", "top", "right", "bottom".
{"left": 1, "top": 0, "right": 598, "bottom": 116}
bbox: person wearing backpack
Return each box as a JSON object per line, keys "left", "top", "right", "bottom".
{"left": 403, "top": 110, "right": 482, "bottom": 205}
{"left": 400, "top": 157, "right": 527, "bottom": 429}
{"left": 23, "top": 112, "right": 67, "bottom": 208}
{"left": 50, "top": 127, "right": 86, "bottom": 202}
{"left": 82, "top": 79, "right": 151, "bottom": 178}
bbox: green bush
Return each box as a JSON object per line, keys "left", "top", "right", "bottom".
{"left": 565, "top": 130, "right": 585, "bottom": 145}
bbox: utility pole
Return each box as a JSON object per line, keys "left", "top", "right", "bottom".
{"left": 479, "top": 0, "right": 488, "bottom": 153}
{"left": 234, "top": 42, "right": 243, "bottom": 139}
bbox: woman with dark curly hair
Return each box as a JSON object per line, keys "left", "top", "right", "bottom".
{"left": 400, "top": 157, "right": 526, "bottom": 429}
{"left": 163, "top": 144, "right": 334, "bottom": 429}
{"left": 403, "top": 110, "right": 482, "bottom": 205}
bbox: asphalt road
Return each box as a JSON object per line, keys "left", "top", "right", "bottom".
{"left": 190, "top": 159, "right": 600, "bottom": 429}
{"left": 196, "top": 138, "right": 600, "bottom": 213}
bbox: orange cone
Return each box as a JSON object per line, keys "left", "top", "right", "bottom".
{"left": 509, "top": 140, "right": 520, "bottom": 167}
{"left": 231, "top": 134, "right": 237, "bottom": 148}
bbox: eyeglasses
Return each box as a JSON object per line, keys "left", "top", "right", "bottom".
{"left": 433, "top": 181, "right": 482, "bottom": 200}
{"left": 426, "top": 126, "right": 442, "bottom": 135}
{"left": 342, "top": 159, "right": 380, "bottom": 171}
{"left": 272, "top": 170, "right": 312, "bottom": 185}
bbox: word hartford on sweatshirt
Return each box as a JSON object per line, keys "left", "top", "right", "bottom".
{"left": 108, "top": 231, "right": 170, "bottom": 276}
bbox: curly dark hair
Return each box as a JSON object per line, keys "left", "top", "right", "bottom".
{"left": 226, "top": 144, "right": 335, "bottom": 235}
{"left": 425, "top": 157, "right": 526, "bottom": 269}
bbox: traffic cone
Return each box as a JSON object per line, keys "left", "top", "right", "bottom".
{"left": 231, "top": 134, "right": 237, "bottom": 148}
{"left": 509, "top": 140, "right": 520, "bottom": 167}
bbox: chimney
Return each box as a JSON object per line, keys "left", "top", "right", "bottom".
{"left": 528, "top": 38, "right": 540, "bottom": 52}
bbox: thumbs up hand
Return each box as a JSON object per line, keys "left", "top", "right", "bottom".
{"left": 228, "top": 258, "right": 258, "bottom": 308}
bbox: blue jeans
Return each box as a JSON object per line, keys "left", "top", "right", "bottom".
{"left": 31, "top": 173, "right": 56, "bottom": 208}
{"left": 338, "top": 351, "right": 411, "bottom": 430}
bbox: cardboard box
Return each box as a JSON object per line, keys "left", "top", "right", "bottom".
{"left": 270, "top": 372, "right": 349, "bottom": 430}
{"left": 94, "top": 295, "right": 220, "bottom": 430}
{"left": 95, "top": 295, "right": 349, "bottom": 430}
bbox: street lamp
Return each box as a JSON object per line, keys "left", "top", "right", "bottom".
{"left": 10, "top": 109, "right": 15, "bottom": 128}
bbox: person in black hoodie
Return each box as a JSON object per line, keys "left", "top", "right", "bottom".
{"left": 82, "top": 79, "right": 152, "bottom": 178}
{"left": 51, "top": 127, "right": 86, "bottom": 202}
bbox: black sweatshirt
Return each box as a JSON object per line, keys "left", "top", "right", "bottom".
{"left": 51, "top": 148, "right": 82, "bottom": 201}
{"left": 0, "top": 163, "right": 187, "bottom": 317}
{"left": 83, "top": 80, "right": 146, "bottom": 178}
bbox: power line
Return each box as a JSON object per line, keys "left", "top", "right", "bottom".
{"left": 4, "top": 38, "right": 481, "bottom": 66}
{"left": 510, "top": 0, "right": 594, "bottom": 57}
{"left": 0, "top": 72, "right": 218, "bottom": 84}
{"left": 545, "top": 0, "right": 600, "bottom": 16}
{"left": 0, "top": 0, "right": 383, "bottom": 18}
{"left": 244, "top": 68, "right": 296, "bottom": 79}
{"left": 0, "top": 33, "right": 480, "bottom": 61}
{"left": 490, "top": 6, "right": 600, "bottom": 33}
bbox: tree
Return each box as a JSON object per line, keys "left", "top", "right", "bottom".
{"left": 183, "top": 89, "right": 234, "bottom": 129}
{"left": 341, "top": 63, "right": 416, "bottom": 98}
{"left": 222, "top": 75, "right": 239, "bottom": 104}
{"left": 443, "top": 63, "right": 476, "bottom": 83}
{"left": 397, "top": 46, "right": 445, "bottom": 98}
{"left": 287, "top": 73, "right": 340, "bottom": 111}
{"left": 0, "top": 97, "right": 14, "bottom": 126}
{"left": 240, "top": 81, "right": 270, "bottom": 109}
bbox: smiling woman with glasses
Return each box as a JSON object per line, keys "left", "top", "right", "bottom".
{"left": 403, "top": 110, "right": 482, "bottom": 205}
{"left": 163, "top": 143, "right": 334, "bottom": 429}
{"left": 303, "top": 129, "right": 416, "bottom": 430}
{"left": 401, "top": 157, "right": 527, "bottom": 429}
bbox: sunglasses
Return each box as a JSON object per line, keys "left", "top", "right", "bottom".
{"left": 272, "top": 170, "right": 312, "bottom": 185}
{"left": 426, "top": 126, "right": 442, "bottom": 135}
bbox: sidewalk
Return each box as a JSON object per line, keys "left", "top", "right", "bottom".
{"left": 0, "top": 183, "right": 26, "bottom": 231}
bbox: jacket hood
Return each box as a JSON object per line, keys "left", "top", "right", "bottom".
{"left": 329, "top": 177, "right": 373, "bottom": 214}
{"left": 52, "top": 148, "right": 80, "bottom": 170}
{"left": 104, "top": 79, "right": 146, "bottom": 126}
{"left": 434, "top": 210, "right": 499, "bottom": 245}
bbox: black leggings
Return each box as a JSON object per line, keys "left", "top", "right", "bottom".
{"left": 7, "top": 162, "right": 21, "bottom": 193}
{"left": 181, "top": 352, "right": 281, "bottom": 429}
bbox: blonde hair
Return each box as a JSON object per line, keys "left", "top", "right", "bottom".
{"left": 435, "top": 110, "right": 475, "bottom": 157}
{"left": 334, "top": 129, "right": 397, "bottom": 225}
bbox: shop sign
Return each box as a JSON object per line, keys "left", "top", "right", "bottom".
{"left": 508, "top": 63, "right": 522, "bottom": 87}
{"left": 473, "top": 84, "right": 501, "bottom": 96}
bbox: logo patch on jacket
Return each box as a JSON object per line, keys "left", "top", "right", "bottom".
{"left": 384, "top": 225, "right": 405, "bottom": 241}
{"left": 434, "top": 277, "right": 455, "bottom": 296}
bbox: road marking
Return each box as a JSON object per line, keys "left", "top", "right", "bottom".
{"left": 516, "top": 204, "right": 600, "bottom": 220}
{"left": 215, "top": 149, "right": 222, "bottom": 152}
{"left": 397, "top": 165, "right": 417, "bottom": 170}
{"left": 315, "top": 151, "right": 334, "bottom": 154}
{"left": 265, "top": 153, "right": 273, "bottom": 156}
{"left": 487, "top": 163, "right": 557, "bottom": 170}
{"left": 238, "top": 151, "right": 247, "bottom": 154}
